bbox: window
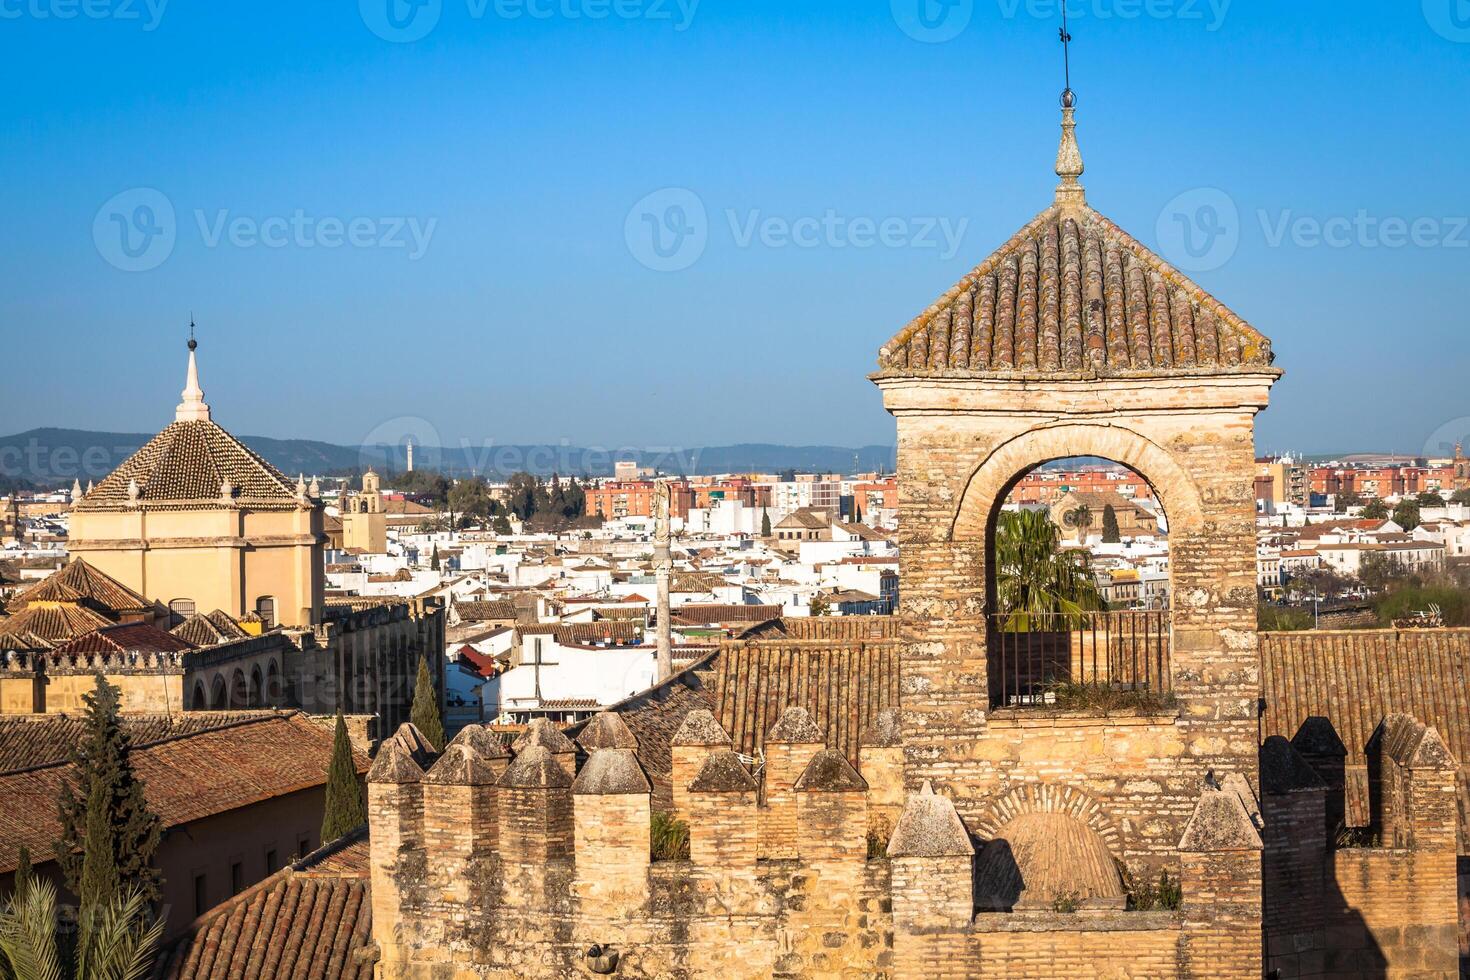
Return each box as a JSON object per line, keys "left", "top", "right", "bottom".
{"left": 255, "top": 596, "right": 276, "bottom": 628}
{"left": 193, "top": 874, "right": 208, "bottom": 916}
{"left": 230, "top": 861, "right": 243, "bottom": 896}
{"left": 296, "top": 834, "right": 312, "bottom": 859}
{"left": 265, "top": 849, "right": 279, "bottom": 874}
{"left": 170, "top": 598, "right": 196, "bottom": 620}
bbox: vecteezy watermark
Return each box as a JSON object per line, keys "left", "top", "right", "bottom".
{"left": 1422, "top": 417, "right": 1470, "bottom": 461}
{"left": 625, "top": 188, "right": 708, "bottom": 273}
{"left": 1156, "top": 188, "right": 1469, "bottom": 273}
{"left": 0, "top": 0, "right": 168, "bottom": 30}
{"left": 1423, "top": 0, "right": 1470, "bottom": 43}
{"left": 1155, "top": 187, "right": 1240, "bottom": 273}
{"left": 357, "top": 417, "right": 706, "bottom": 477}
{"left": 359, "top": 0, "right": 699, "bottom": 43}
{"left": 93, "top": 188, "right": 177, "bottom": 272}
{"left": 93, "top": 188, "right": 438, "bottom": 271}
{"left": 625, "top": 187, "right": 970, "bottom": 273}
{"left": 892, "top": 0, "right": 1229, "bottom": 42}
{"left": 891, "top": 0, "right": 974, "bottom": 43}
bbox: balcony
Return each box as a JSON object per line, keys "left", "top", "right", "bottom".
{"left": 987, "top": 610, "right": 1172, "bottom": 711}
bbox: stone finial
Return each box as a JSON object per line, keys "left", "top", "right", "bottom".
{"left": 308, "top": 475, "right": 321, "bottom": 498}
{"left": 571, "top": 748, "right": 651, "bottom": 796}
{"left": 447, "top": 724, "right": 510, "bottom": 760}
{"left": 498, "top": 744, "right": 573, "bottom": 789}
{"left": 767, "top": 706, "right": 823, "bottom": 745}
{"left": 1055, "top": 102, "right": 1086, "bottom": 205}
{"left": 367, "top": 737, "right": 424, "bottom": 785}
{"left": 220, "top": 478, "right": 234, "bottom": 503}
{"left": 793, "top": 749, "right": 868, "bottom": 793}
{"left": 860, "top": 708, "right": 903, "bottom": 748}
{"left": 71, "top": 478, "right": 83, "bottom": 502}
{"left": 671, "top": 708, "right": 732, "bottom": 748}
{"left": 688, "top": 750, "right": 757, "bottom": 793}
{"left": 512, "top": 717, "right": 576, "bottom": 755}
{"left": 175, "top": 333, "right": 212, "bottom": 423}
{"left": 1260, "top": 736, "right": 1327, "bottom": 795}
{"left": 295, "top": 474, "right": 308, "bottom": 500}
{"left": 1291, "top": 716, "right": 1347, "bottom": 758}
{"left": 576, "top": 712, "right": 639, "bottom": 752}
{"left": 887, "top": 781, "right": 975, "bottom": 858}
{"left": 126, "top": 479, "right": 140, "bottom": 502}
{"left": 425, "top": 742, "right": 497, "bottom": 786}
{"left": 1178, "top": 787, "right": 1264, "bottom": 852}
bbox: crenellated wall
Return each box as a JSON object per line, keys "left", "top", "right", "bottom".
{"left": 367, "top": 710, "right": 1271, "bottom": 979}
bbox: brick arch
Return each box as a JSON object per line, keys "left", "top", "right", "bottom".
{"left": 971, "top": 782, "right": 1123, "bottom": 854}
{"left": 949, "top": 421, "right": 1207, "bottom": 542}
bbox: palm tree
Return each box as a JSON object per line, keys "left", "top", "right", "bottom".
{"left": 992, "top": 509, "right": 1103, "bottom": 629}
{"left": 0, "top": 876, "right": 163, "bottom": 980}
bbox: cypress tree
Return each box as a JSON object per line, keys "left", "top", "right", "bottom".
{"left": 320, "top": 713, "right": 367, "bottom": 844}
{"left": 55, "top": 674, "right": 163, "bottom": 911}
{"left": 1101, "top": 504, "right": 1121, "bottom": 544}
{"left": 761, "top": 509, "right": 772, "bottom": 537}
{"left": 410, "top": 655, "right": 446, "bottom": 751}
{"left": 430, "top": 543, "right": 440, "bottom": 571}
{"left": 12, "top": 846, "right": 33, "bottom": 898}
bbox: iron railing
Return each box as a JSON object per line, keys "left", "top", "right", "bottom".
{"left": 987, "top": 610, "right": 1171, "bottom": 709}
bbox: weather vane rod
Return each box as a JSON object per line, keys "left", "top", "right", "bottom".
{"left": 1060, "top": 4, "right": 1074, "bottom": 106}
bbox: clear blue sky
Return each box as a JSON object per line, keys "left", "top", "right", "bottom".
{"left": 2, "top": 0, "right": 1467, "bottom": 457}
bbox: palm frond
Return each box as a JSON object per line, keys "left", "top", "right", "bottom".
{"left": 0, "top": 877, "right": 64, "bottom": 980}
{"left": 75, "top": 887, "right": 163, "bottom": 980}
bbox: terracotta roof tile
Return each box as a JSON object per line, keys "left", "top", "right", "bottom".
{"left": 75, "top": 420, "right": 299, "bottom": 510}
{"left": 876, "top": 203, "right": 1274, "bottom": 378}
{"left": 10, "top": 559, "right": 152, "bottom": 614}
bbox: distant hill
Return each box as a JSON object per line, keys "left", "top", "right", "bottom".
{"left": 0, "top": 428, "right": 897, "bottom": 487}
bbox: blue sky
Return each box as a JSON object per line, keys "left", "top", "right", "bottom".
{"left": 1, "top": 0, "right": 1467, "bottom": 456}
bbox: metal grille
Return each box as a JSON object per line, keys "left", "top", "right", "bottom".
{"left": 987, "top": 610, "right": 1171, "bottom": 708}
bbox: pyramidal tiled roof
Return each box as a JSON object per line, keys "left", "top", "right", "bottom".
{"left": 11, "top": 558, "right": 151, "bottom": 614}
{"left": 76, "top": 419, "right": 300, "bottom": 510}
{"left": 876, "top": 107, "right": 1274, "bottom": 380}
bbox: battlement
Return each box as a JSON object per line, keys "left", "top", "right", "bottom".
{"left": 367, "top": 710, "right": 1269, "bottom": 979}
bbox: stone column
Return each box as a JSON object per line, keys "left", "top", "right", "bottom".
{"left": 761, "top": 707, "right": 825, "bottom": 859}
{"left": 888, "top": 781, "right": 976, "bottom": 976}
{"left": 366, "top": 737, "right": 425, "bottom": 978}
{"left": 572, "top": 748, "right": 652, "bottom": 918}
{"left": 1178, "top": 784, "right": 1264, "bottom": 980}
{"left": 687, "top": 749, "right": 759, "bottom": 867}
{"left": 671, "top": 709, "right": 733, "bottom": 826}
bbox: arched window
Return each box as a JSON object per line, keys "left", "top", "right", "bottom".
{"left": 169, "top": 598, "right": 196, "bottom": 621}
{"left": 229, "top": 669, "right": 249, "bottom": 710}
{"left": 249, "top": 666, "right": 263, "bottom": 708}
{"left": 192, "top": 681, "right": 207, "bottom": 710}
{"left": 255, "top": 596, "right": 276, "bottom": 629}
{"left": 266, "top": 660, "right": 282, "bottom": 705}
{"left": 210, "top": 675, "right": 228, "bottom": 710}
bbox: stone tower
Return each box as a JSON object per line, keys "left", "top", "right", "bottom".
{"left": 871, "top": 100, "right": 1280, "bottom": 882}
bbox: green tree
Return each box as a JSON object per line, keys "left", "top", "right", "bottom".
{"left": 320, "top": 713, "right": 366, "bottom": 845}
{"left": 506, "top": 472, "right": 539, "bottom": 520}
{"left": 0, "top": 877, "right": 164, "bottom": 980}
{"left": 1392, "top": 498, "right": 1422, "bottom": 531}
{"left": 1360, "top": 499, "right": 1389, "bottom": 520}
{"left": 1334, "top": 489, "right": 1362, "bottom": 513}
{"left": 993, "top": 509, "right": 1102, "bottom": 627}
{"left": 430, "top": 543, "right": 440, "bottom": 571}
{"left": 761, "top": 509, "right": 772, "bottom": 537}
{"left": 410, "top": 655, "right": 446, "bottom": 752}
{"left": 1101, "top": 504, "right": 1121, "bottom": 544}
{"left": 55, "top": 675, "right": 163, "bottom": 912}
{"left": 492, "top": 515, "right": 513, "bottom": 535}
{"left": 1450, "top": 488, "right": 1470, "bottom": 506}
{"left": 447, "top": 477, "right": 494, "bottom": 525}
{"left": 809, "top": 593, "right": 829, "bottom": 616}
{"left": 1415, "top": 491, "right": 1444, "bottom": 508}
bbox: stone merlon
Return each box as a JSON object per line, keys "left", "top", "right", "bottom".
{"left": 688, "top": 750, "right": 757, "bottom": 793}
{"left": 1178, "top": 787, "right": 1264, "bottom": 852}
{"left": 671, "top": 708, "right": 732, "bottom": 748}
{"left": 512, "top": 717, "right": 576, "bottom": 755}
{"left": 575, "top": 712, "right": 640, "bottom": 752}
{"left": 447, "top": 723, "right": 511, "bottom": 760}
{"left": 793, "top": 749, "right": 867, "bottom": 793}
{"left": 1259, "top": 735, "right": 1326, "bottom": 795}
{"left": 425, "top": 743, "right": 497, "bottom": 786}
{"left": 571, "top": 748, "right": 651, "bottom": 796}
{"left": 766, "top": 706, "right": 823, "bottom": 745}
{"left": 499, "top": 744, "right": 573, "bottom": 789}
{"left": 887, "top": 781, "right": 974, "bottom": 858}
{"left": 367, "top": 737, "right": 424, "bottom": 785}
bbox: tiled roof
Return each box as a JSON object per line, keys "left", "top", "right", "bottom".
{"left": 739, "top": 616, "right": 900, "bottom": 642}
{"left": 672, "top": 604, "right": 782, "bottom": 626}
{"left": 171, "top": 610, "right": 250, "bottom": 647}
{"left": 875, "top": 203, "right": 1274, "bottom": 378}
{"left": 0, "top": 711, "right": 283, "bottom": 772}
{"left": 75, "top": 420, "right": 299, "bottom": 510}
{"left": 555, "top": 621, "right": 642, "bottom": 646}
{"left": 453, "top": 600, "right": 517, "bottom": 622}
{"left": 1260, "top": 629, "right": 1470, "bottom": 854}
{"left": 49, "top": 622, "right": 194, "bottom": 657}
{"left": 10, "top": 559, "right": 152, "bottom": 614}
{"left": 0, "top": 602, "right": 113, "bottom": 643}
{"left": 154, "top": 832, "right": 375, "bottom": 980}
{"left": 0, "top": 712, "right": 368, "bottom": 874}
{"left": 709, "top": 637, "right": 901, "bottom": 767}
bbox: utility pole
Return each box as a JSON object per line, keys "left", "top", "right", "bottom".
{"left": 655, "top": 479, "right": 673, "bottom": 683}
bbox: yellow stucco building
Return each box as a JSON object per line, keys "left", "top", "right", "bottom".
{"left": 68, "top": 339, "right": 325, "bottom": 628}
